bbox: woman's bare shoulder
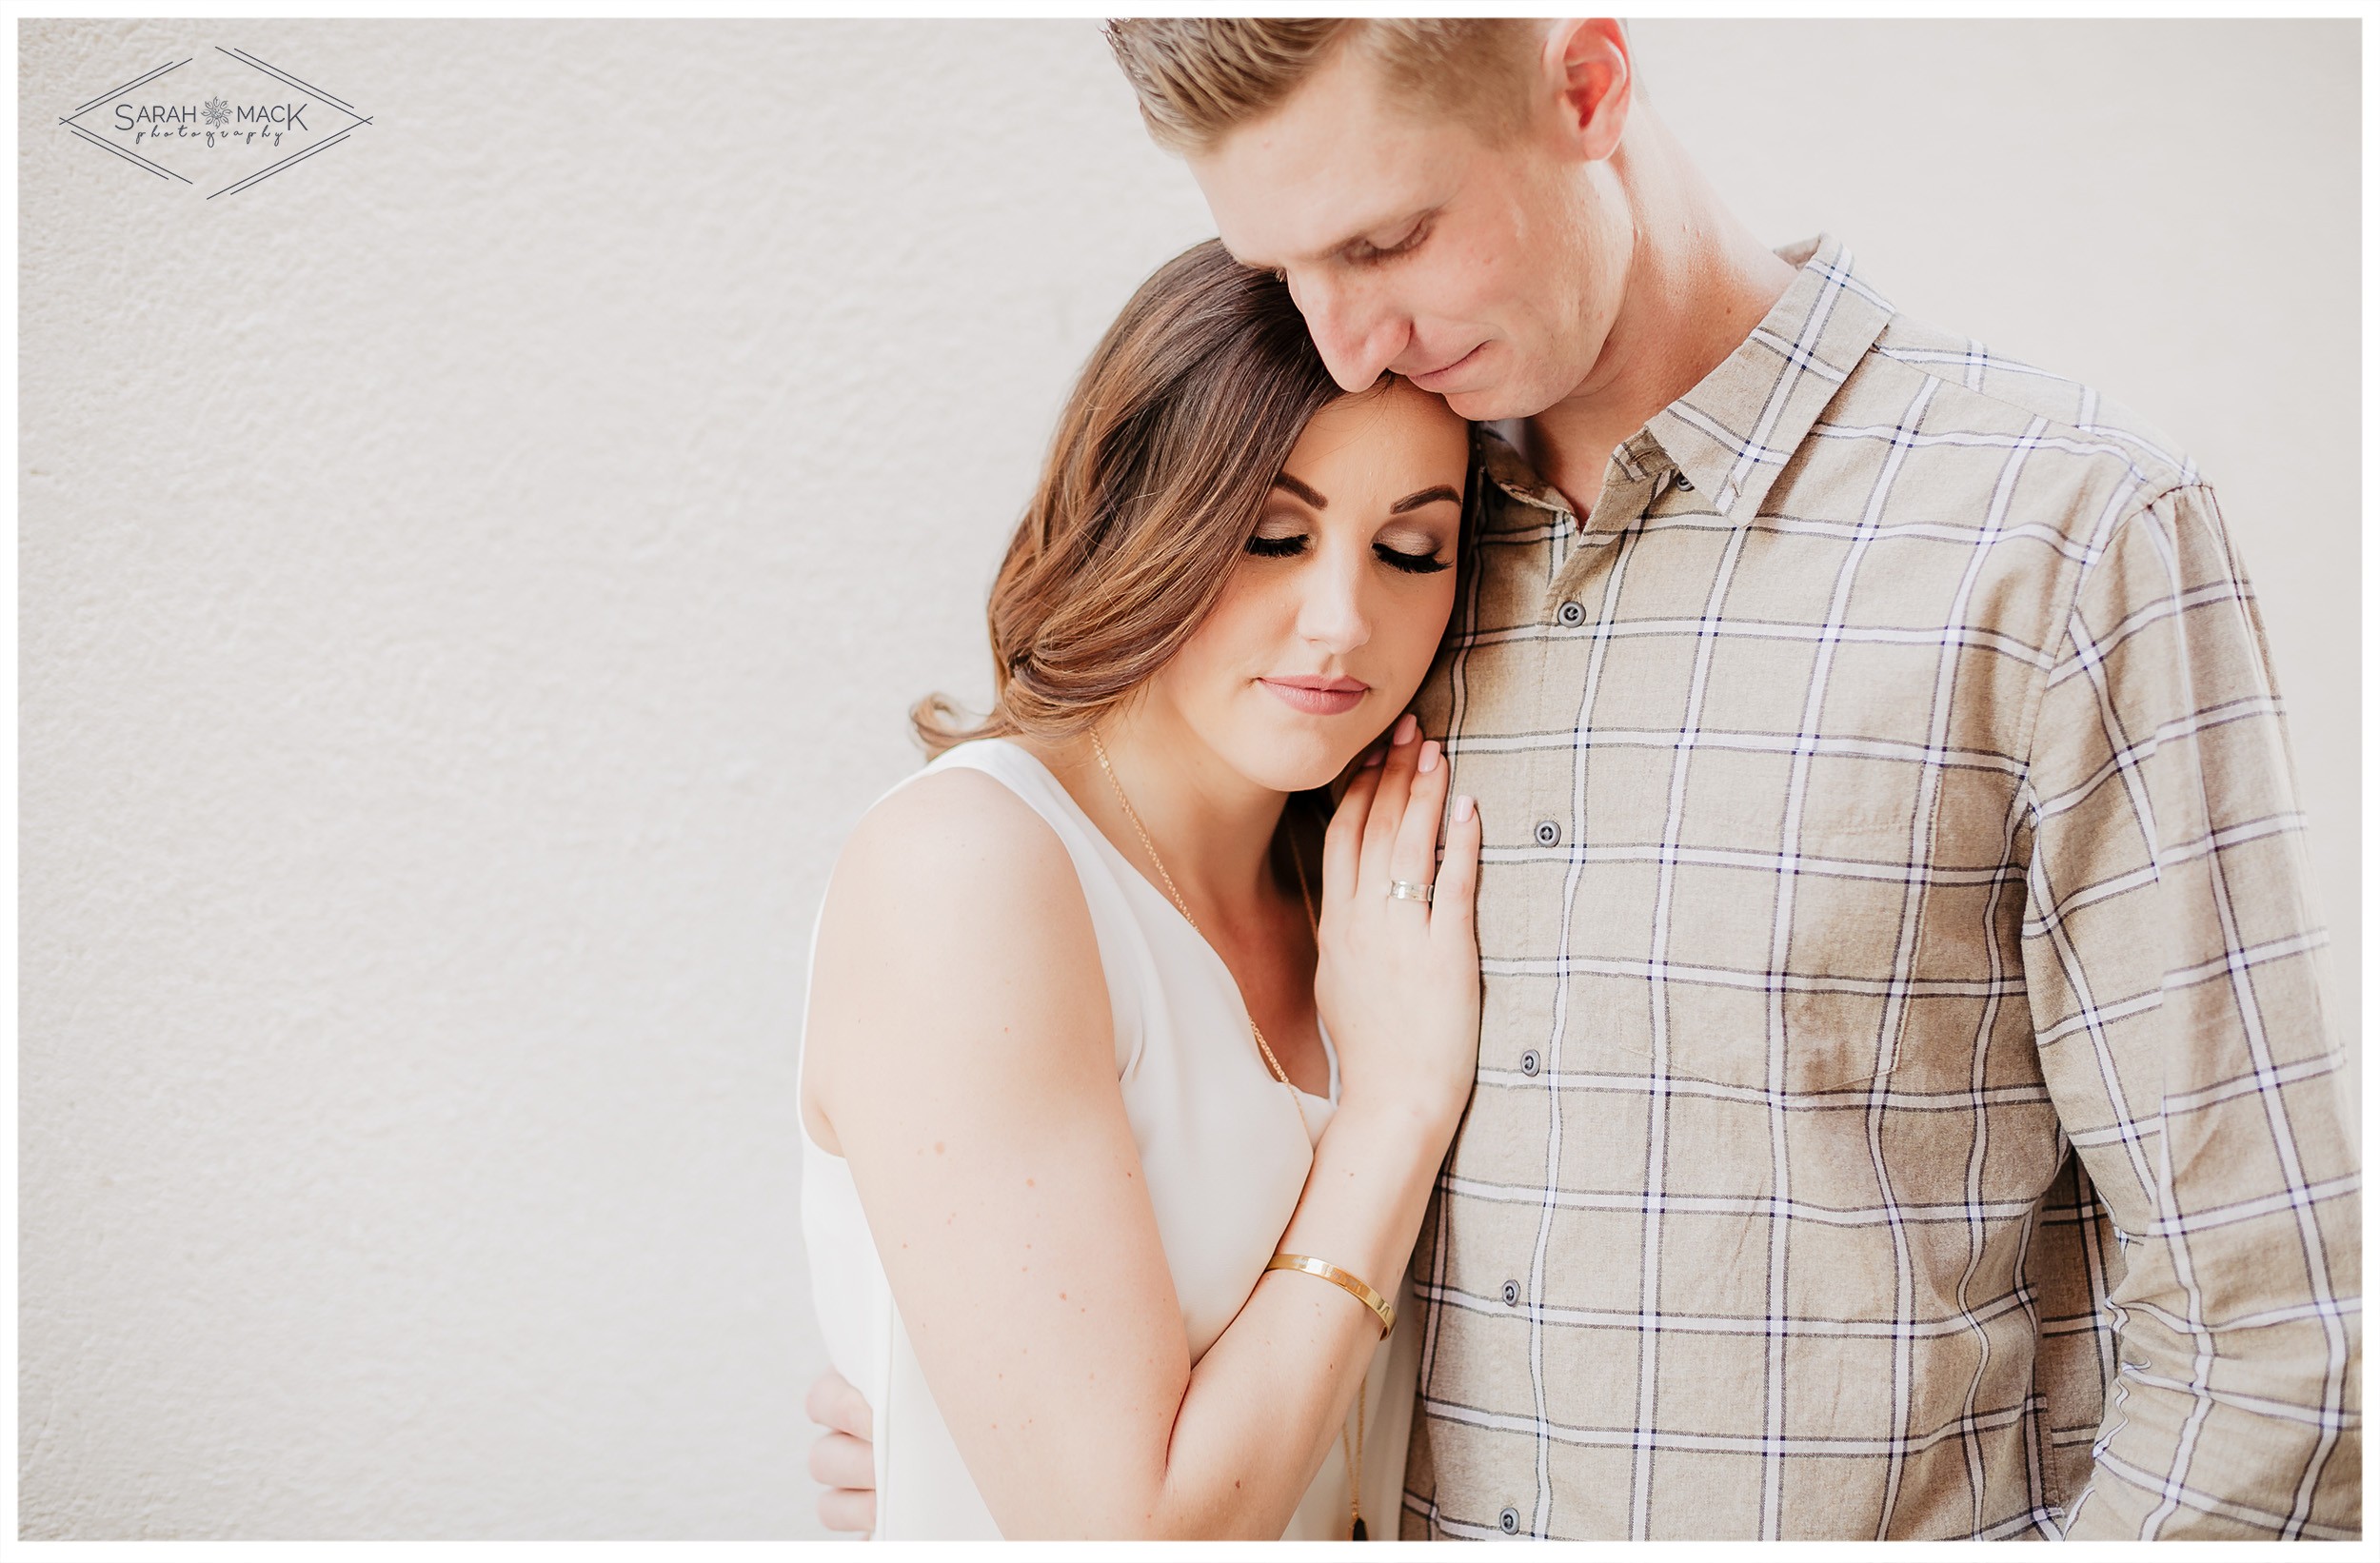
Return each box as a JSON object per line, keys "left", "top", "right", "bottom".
{"left": 832, "top": 762, "right": 1083, "bottom": 921}
{"left": 804, "top": 764, "right": 1110, "bottom": 1145}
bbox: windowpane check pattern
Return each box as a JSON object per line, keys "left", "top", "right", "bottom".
{"left": 1399, "top": 234, "right": 2360, "bottom": 1540}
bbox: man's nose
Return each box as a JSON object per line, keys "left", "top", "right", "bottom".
{"left": 1294, "top": 273, "right": 1405, "bottom": 393}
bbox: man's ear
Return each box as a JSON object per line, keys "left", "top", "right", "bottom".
{"left": 1538, "top": 18, "right": 1632, "bottom": 163}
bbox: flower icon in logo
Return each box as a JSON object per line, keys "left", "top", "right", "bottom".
{"left": 202, "top": 93, "right": 230, "bottom": 129}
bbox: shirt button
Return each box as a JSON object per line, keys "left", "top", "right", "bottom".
{"left": 1500, "top": 1507, "right": 1521, "bottom": 1534}
{"left": 1534, "top": 819, "right": 1561, "bottom": 847}
{"left": 1556, "top": 600, "right": 1586, "bottom": 627}
{"left": 1519, "top": 1049, "right": 1541, "bottom": 1077}
{"left": 1501, "top": 1278, "right": 1520, "bottom": 1306}
{"left": 1673, "top": 472, "right": 1695, "bottom": 491}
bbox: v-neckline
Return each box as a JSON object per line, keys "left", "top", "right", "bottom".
{"left": 982, "top": 739, "right": 1340, "bottom": 1106}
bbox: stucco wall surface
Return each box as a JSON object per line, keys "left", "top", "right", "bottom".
{"left": 17, "top": 17, "right": 2358, "bottom": 1541}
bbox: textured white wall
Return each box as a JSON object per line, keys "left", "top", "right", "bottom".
{"left": 16, "top": 17, "right": 2357, "bottom": 1542}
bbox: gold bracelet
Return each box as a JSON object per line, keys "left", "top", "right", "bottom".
{"left": 1266, "top": 1253, "right": 1396, "bottom": 1337}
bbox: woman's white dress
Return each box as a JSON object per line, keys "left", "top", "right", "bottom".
{"left": 799, "top": 737, "right": 1420, "bottom": 1539}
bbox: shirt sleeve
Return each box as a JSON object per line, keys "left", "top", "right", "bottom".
{"left": 2017, "top": 480, "right": 2361, "bottom": 1539}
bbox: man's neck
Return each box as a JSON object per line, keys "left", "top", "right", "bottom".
{"left": 1519, "top": 109, "right": 1799, "bottom": 517}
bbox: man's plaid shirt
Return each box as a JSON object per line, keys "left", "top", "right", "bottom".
{"left": 1399, "top": 234, "right": 2360, "bottom": 1540}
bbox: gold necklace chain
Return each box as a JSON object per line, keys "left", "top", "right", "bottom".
{"left": 1088, "top": 729, "right": 1367, "bottom": 1539}
{"left": 1088, "top": 728, "right": 1315, "bottom": 1088}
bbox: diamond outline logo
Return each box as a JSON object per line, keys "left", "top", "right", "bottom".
{"left": 58, "top": 45, "right": 371, "bottom": 200}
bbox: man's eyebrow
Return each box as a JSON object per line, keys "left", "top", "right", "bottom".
{"left": 1273, "top": 473, "right": 1328, "bottom": 509}
{"left": 1390, "top": 485, "right": 1463, "bottom": 514}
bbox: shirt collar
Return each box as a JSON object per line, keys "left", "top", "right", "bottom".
{"left": 1472, "top": 420, "right": 1568, "bottom": 526}
{"left": 1478, "top": 233, "right": 1896, "bottom": 526}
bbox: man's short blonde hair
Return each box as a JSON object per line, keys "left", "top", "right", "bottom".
{"left": 1102, "top": 18, "right": 1544, "bottom": 154}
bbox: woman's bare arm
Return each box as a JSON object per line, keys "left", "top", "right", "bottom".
{"left": 805, "top": 735, "right": 1475, "bottom": 1538}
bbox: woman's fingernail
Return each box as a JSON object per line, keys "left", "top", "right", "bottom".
{"left": 1394, "top": 713, "right": 1418, "bottom": 745}
{"left": 1361, "top": 748, "right": 1385, "bottom": 768}
{"left": 1418, "top": 740, "right": 1440, "bottom": 774}
{"left": 1454, "top": 794, "right": 1475, "bottom": 821}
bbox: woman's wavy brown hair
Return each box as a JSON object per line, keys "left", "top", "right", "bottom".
{"left": 913, "top": 238, "right": 1378, "bottom": 758}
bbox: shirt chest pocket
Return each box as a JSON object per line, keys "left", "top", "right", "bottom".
{"left": 1543, "top": 792, "right": 1937, "bottom": 1098}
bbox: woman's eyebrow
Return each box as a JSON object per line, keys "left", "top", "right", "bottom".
{"left": 1272, "top": 473, "right": 1328, "bottom": 508}
{"left": 1390, "top": 485, "right": 1463, "bottom": 514}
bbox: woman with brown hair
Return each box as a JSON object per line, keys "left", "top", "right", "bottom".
{"left": 796, "top": 238, "right": 1482, "bottom": 1539}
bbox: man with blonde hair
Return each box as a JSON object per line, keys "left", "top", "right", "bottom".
{"left": 809, "top": 18, "right": 2359, "bottom": 1539}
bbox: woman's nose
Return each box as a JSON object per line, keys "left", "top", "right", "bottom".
{"left": 1296, "top": 551, "right": 1374, "bottom": 654}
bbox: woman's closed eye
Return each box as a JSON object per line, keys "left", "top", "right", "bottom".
{"left": 1243, "top": 529, "right": 1451, "bottom": 575}
{"left": 1375, "top": 542, "right": 1450, "bottom": 575}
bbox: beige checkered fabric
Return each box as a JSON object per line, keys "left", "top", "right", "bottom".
{"left": 1399, "top": 234, "right": 2360, "bottom": 1540}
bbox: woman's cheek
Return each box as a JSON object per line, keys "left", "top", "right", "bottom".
{"left": 1172, "top": 581, "right": 1271, "bottom": 704}
{"left": 1396, "top": 578, "right": 1458, "bottom": 689}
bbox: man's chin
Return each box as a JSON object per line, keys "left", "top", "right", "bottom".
{"left": 1439, "top": 381, "right": 1554, "bottom": 423}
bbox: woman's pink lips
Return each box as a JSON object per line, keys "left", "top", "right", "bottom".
{"left": 1260, "top": 677, "right": 1368, "bottom": 716}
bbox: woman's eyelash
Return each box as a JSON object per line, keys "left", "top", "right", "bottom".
{"left": 1377, "top": 544, "right": 1451, "bottom": 575}
{"left": 1243, "top": 531, "right": 1450, "bottom": 575}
